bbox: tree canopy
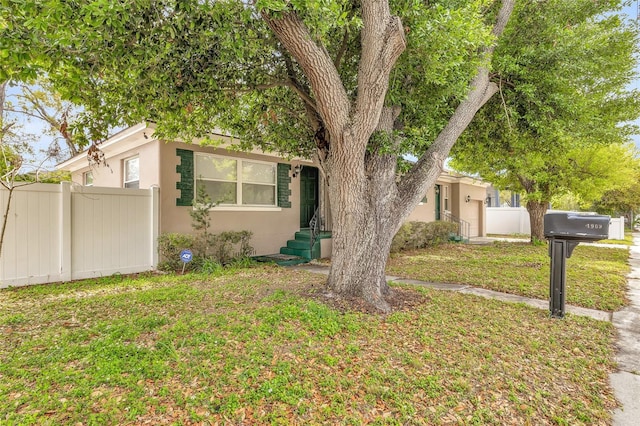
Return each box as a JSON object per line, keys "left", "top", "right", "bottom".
{"left": 1, "top": 0, "right": 498, "bottom": 153}
{"left": 450, "top": 0, "right": 640, "bottom": 240}
{"left": 591, "top": 152, "right": 640, "bottom": 223}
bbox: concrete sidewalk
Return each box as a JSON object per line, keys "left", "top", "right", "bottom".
{"left": 610, "top": 234, "right": 640, "bottom": 425}
{"left": 292, "top": 236, "right": 640, "bottom": 424}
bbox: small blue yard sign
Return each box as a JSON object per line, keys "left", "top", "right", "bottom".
{"left": 180, "top": 249, "right": 193, "bottom": 263}
{"left": 180, "top": 249, "right": 193, "bottom": 274}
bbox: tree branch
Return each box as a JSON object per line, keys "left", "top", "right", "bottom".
{"left": 262, "top": 11, "right": 350, "bottom": 138}
{"left": 518, "top": 175, "right": 534, "bottom": 193}
{"left": 0, "top": 81, "right": 7, "bottom": 114}
{"left": 225, "top": 78, "right": 318, "bottom": 112}
{"left": 354, "top": 1, "right": 406, "bottom": 142}
{"left": 491, "top": 0, "right": 515, "bottom": 41}
{"left": 4, "top": 107, "right": 51, "bottom": 123}
{"left": 282, "top": 51, "right": 318, "bottom": 112}
{"left": 395, "top": 0, "right": 515, "bottom": 214}
{"left": 498, "top": 78, "right": 513, "bottom": 131}
{"left": 333, "top": 27, "right": 350, "bottom": 70}
{"left": 1, "top": 122, "right": 15, "bottom": 136}
{"left": 0, "top": 81, "right": 9, "bottom": 141}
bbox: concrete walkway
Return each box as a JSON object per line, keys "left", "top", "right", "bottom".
{"left": 291, "top": 263, "right": 612, "bottom": 322}
{"left": 292, "top": 236, "right": 640, "bottom": 424}
{"left": 610, "top": 233, "right": 640, "bottom": 425}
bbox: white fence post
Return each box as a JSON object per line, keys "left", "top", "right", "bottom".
{"left": 60, "top": 182, "right": 72, "bottom": 281}
{"left": 608, "top": 216, "right": 625, "bottom": 240}
{"left": 150, "top": 186, "right": 159, "bottom": 269}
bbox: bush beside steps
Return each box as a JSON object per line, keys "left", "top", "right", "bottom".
{"left": 391, "top": 221, "right": 461, "bottom": 253}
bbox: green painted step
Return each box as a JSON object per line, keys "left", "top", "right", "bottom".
{"left": 280, "top": 243, "right": 320, "bottom": 260}
{"left": 295, "top": 230, "right": 312, "bottom": 240}
{"left": 286, "top": 239, "right": 315, "bottom": 250}
{"left": 294, "top": 230, "right": 333, "bottom": 240}
{"left": 278, "top": 230, "right": 331, "bottom": 260}
{"left": 448, "top": 233, "right": 467, "bottom": 243}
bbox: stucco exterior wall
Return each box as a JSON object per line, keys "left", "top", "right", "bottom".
{"left": 451, "top": 182, "right": 487, "bottom": 237}
{"left": 406, "top": 186, "right": 437, "bottom": 222}
{"left": 158, "top": 141, "right": 305, "bottom": 256}
{"left": 64, "top": 135, "right": 317, "bottom": 256}
{"left": 70, "top": 140, "right": 162, "bottom": 189}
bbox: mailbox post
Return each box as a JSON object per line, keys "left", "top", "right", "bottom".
{"left": 543, "top": 213, "right": 610, "bottom": 318}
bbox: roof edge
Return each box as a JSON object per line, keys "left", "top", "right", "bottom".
{"left": 57, "top": 122, "right": 154, "bottom": 170}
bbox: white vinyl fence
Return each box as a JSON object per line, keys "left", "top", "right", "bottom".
{"left": 487, "top": 207, "right": 625, "bottom": 240}
{"left": 0, "top": 182, "right": 159, "bottom": 288}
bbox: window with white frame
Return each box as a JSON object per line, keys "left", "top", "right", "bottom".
{"left": 195, "top": 153, "right": 276, "bottom": 206}
{"left": 83, "top": 171, "right": 94, "bottom": 186}
{"left": 124, "top": 156, "right": 140, "bottom": 188}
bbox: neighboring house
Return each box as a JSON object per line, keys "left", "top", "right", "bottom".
{"left": 486, "top": 185, "right": 521, "bottom": 208}
{"left": 408, "top": 170, "right": 490, "bottom": 238}
{"left": 57, "top": 123, "right": 488, "bottom": 259}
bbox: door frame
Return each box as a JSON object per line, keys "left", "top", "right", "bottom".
{"left": 299, "top": 166, "right": 319, "bottom": 228}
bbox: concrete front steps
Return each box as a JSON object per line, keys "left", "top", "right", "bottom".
{"left": 279, "top": 230, "right": 321, "bottom": 260}
{"left": 254, "top": 230, "right": 332, "bottom": 266}
{"left": 448, "top": 232, "right": 468, "bottom": 243}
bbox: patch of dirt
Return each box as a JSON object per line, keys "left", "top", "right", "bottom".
{"left": 304, "top": 286, "right": 431, "bottom": 315}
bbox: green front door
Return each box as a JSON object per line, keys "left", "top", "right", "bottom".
{"left": 300, "top": 166, "right": 319, "bottom": 228}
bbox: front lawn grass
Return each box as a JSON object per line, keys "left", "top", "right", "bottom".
{"left": 1, "top": 266, "right": 617, "bottom": 425}
{"left": 387, "top": 242, "right": 629, "bottom": 311}
{"left": 597, "top": 231, "right": 634, "bottom": 246}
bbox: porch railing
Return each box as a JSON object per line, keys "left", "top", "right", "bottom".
{"left": 442, "top": 211, "right": 471, "bottom": 242}
{"left": 308, "top": 207, "right": 321, "bottom": 251}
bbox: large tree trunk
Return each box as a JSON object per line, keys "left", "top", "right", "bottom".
{"left": 526, "top": 200, "right": 548, "bottom": 242}
{"left": 263, "top": 0, "right": 516, "bottom": 311}
{"left": 325, "top": 110, "right": 402, "bottom": 313}
{"left": 326, "top": 206, "right": 397, "bottom": 312}
{"left": 264, "top": 5, "right": 408, "bottom": 313}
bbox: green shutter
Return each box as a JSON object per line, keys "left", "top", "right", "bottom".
{"left": 176, "top": 149, "right": 194, "bottom": 206}
{"left": 277, "top": 163, "right": 292, "bottom": 208}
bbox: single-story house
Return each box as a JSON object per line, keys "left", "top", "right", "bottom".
{"left": 408, "top": 170, "right": 490, "bottom": 239}
{"left": 57, "top": 123, "right": 488, "bottom": 259}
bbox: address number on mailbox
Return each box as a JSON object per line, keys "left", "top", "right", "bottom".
{"left": 586, "top": 224, "right": 604, "bottom": 230}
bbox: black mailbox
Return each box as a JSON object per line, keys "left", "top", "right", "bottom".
{"left": 544, "top": 212, "right": 610, "bottom": 318}
{"left": 544, "top": 212, "right": 610, "bottom": 241}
